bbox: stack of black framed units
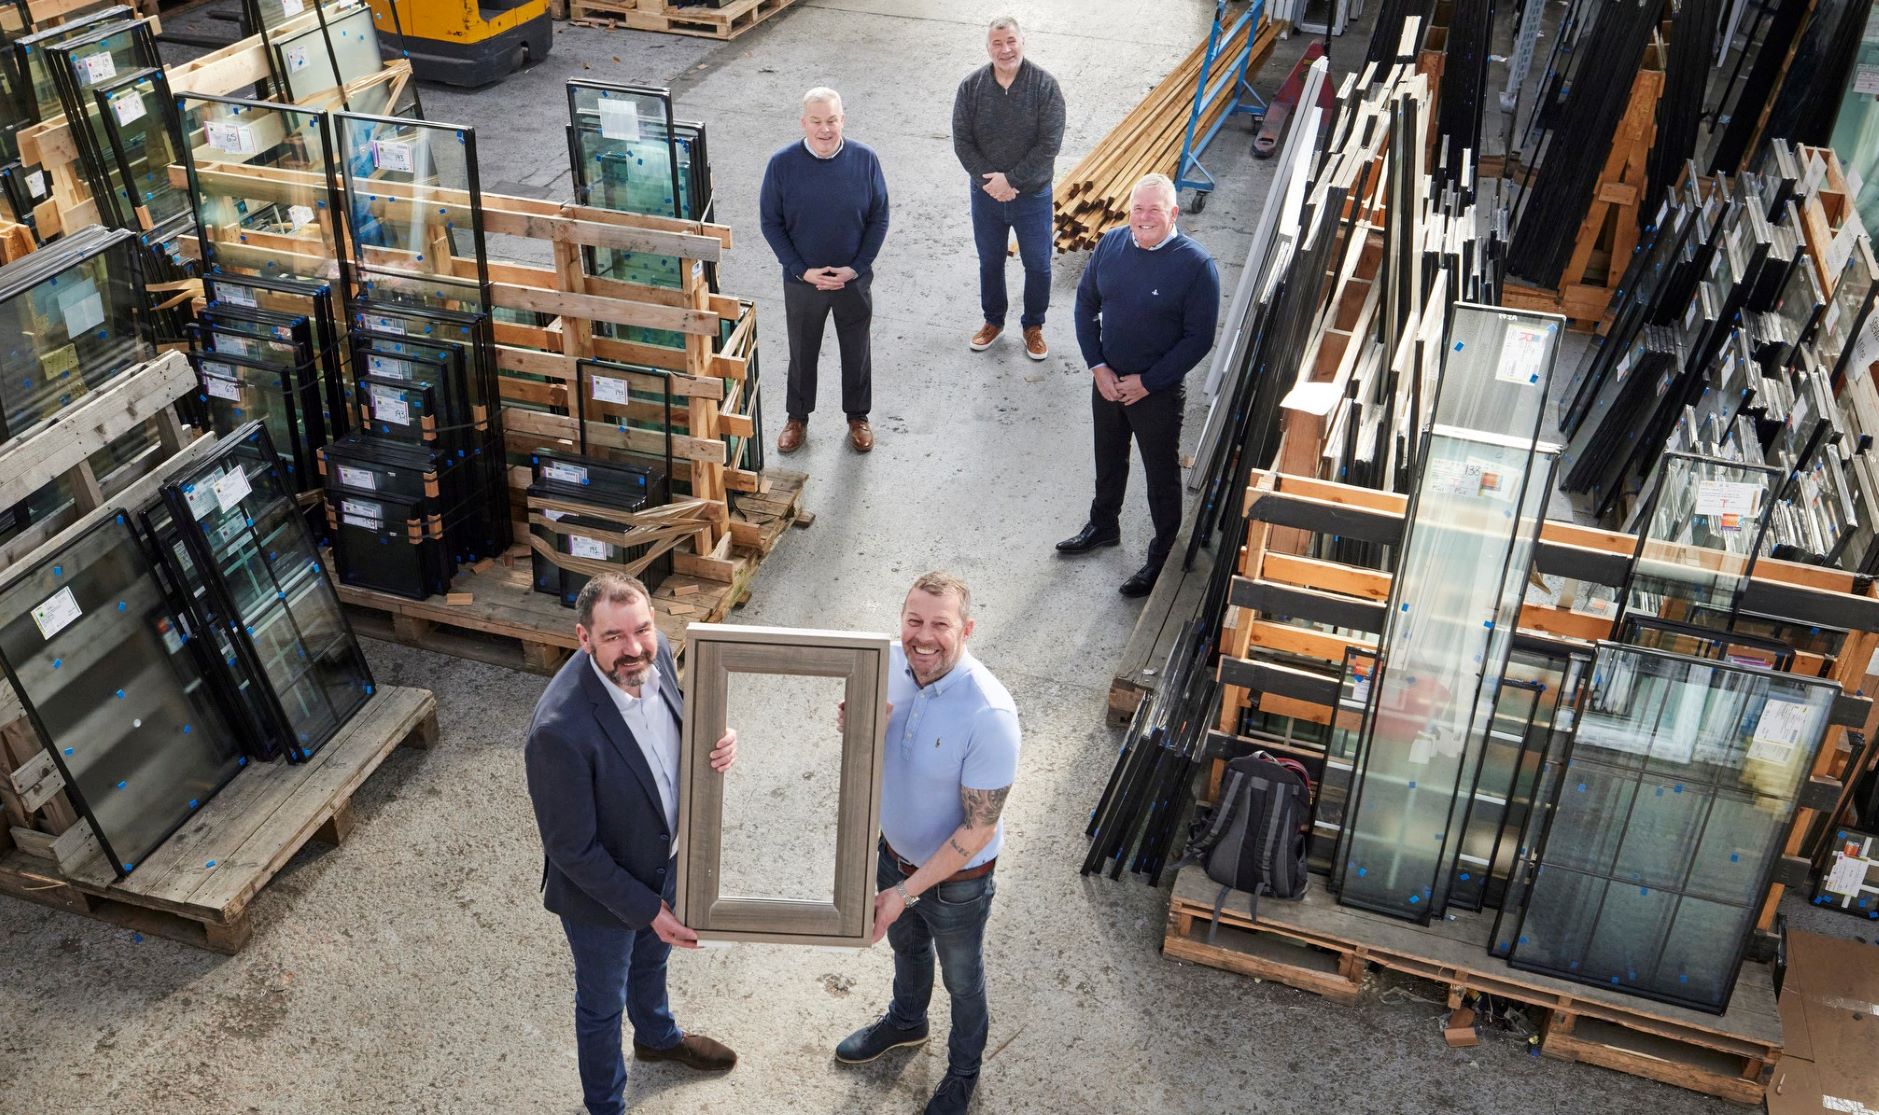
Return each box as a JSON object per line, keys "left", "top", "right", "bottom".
{"left": 565, "top": 80, "right": 763, "bottom": 479}
{"left": 242, "top": 0, "right": 421, "bottom": 119}
{"left": 179, "top": 95, "right": 352, "bottom": 506}
{"left": 0, "top": 2, "right": 54, "bottom": 234}
{"left": 1328, "top": 303, "right": 1566, "bottom": 922}
{"left": 3, "top": 4, "right": 133, "bottom": 226}
{"left": 0, "top": 424, "right": 375, "bottom": 878}
{"left": 526, "top": 359, "right": 675, "bottom": 607}
{"left": 325, "top": 111, "right": 508, "bottom": 599}
{"left": 0, "top": 224, "right": 157, "bottom": 545}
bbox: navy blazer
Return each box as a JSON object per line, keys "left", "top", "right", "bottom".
{"left": 524, "top": 636, "right": 683, "bottom": 930}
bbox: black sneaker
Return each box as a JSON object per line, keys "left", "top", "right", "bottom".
{"left": 834, "top": 1015, "right": 930, "bottom": 1064}
{"left": 924, "top": 1072, "right": 978, "bottom": 1114}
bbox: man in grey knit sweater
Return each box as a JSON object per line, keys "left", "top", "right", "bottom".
{"left": 952, "top": 16, "right": 1065, "bottom": 361}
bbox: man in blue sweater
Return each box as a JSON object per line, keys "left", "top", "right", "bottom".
{"left": 759, "top": 87, "right": 891, "bottom": 455}
{"left": 1060, "top": 174, "right": 1220, "bottom": 597}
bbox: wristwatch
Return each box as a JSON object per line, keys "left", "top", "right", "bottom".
{"left": 893, "top": 879, "right": 920, "bottom": 906}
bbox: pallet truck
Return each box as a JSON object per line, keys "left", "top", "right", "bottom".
{"left": 365, "top": 0, "right": 552, "bottom": 88}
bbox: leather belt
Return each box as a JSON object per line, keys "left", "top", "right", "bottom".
{"left": 883, "top": 839, "right": 996, "bottom": 882}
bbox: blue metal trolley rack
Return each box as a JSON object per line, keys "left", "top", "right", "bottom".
{"left": 1173, "top": 0, "right": 1270, "bottom": 213}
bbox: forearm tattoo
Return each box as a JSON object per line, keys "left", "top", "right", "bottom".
{"left": 949, "top": 835, "right": 971, "bottom": 857}
{"left": 960, "top": 785, "right": 1011, "bottom": 829}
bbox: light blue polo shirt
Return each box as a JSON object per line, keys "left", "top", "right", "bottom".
{"left": 879, "top": 642, "right": 1021, "bottom": 869}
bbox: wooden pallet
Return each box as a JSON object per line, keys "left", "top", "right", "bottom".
{"left": 337, "top": 469, "right": 806, "bottom": 674}
{"left": 571, "top": 0, "right": 804, "bottom": 40}
{"left": 1165, "top": 866, "right": 1781, "bottom": 1105}
{"left": 0, "top": 687, "right": 437, "bottom": 953}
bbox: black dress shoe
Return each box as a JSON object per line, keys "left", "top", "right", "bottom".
{"left": 1120, "top": 560, "right": 1164, "bottom": 597}
{"left": 1055, "top": 523, "right": 1121, "bottom": 554}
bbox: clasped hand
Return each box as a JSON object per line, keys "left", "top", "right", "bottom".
{"left": 803, "top": 265, "right": 858, "bottom": 291}
{"left": 1093, "top": 364, "right": 1148, "bottom": 405}
{"left": 980, "top": 171, "right": 1018, "bottom": 203}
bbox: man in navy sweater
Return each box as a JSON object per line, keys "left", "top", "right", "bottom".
{"left": 1060, "top": 174, "right": 1220, "bottom": 597}
{"left": 759, "top": 86, "right": 891, "bottom": 455}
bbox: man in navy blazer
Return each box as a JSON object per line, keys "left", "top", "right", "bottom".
{"left": 525, "top": 571, "right": 739, "bottom": 1115}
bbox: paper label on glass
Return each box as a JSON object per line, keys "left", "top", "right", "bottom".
{"left": 58, "top": 281, "right": 104, "bottom": 336}
{"left": 204, "top": 376, "right": 241, "bottom": 402}
{"left": 78, "top": 51, "right": 116, "bottom": 85}
{"left": 184, "top": 474, "right": 220, "bottom": 519}
{"left": 41, "top": 343, "right": 78, "bottom": 379}
{"left": 367, "top": 353, "right": 410, "bottom": 380}
{"left": 285, "top": 43, "right": 312, "bottom": 73}
{"left": 569, "top": 534, "right": 609, "bottom": 560}
{"left": 218, "top": 281, "right": 258, "bottom": 308}
{"left": 337, "top": 465, "right": 375, "bottom": 490}
{"left": 543, "top": 462, "right": 587, "bottom": 485}
{"left": 340, "top": 498, "right": 381, "bottom": 523}
{"left": 341, "top": 512, "right": 382, "bottom": 530}
{"left": 212, "top": 467, "right": 252, "bottom": 513}
{"left": 1748, "top": 697, "right": 1813, "bottom": 764}
{"left": 287, "top": 203, "right": 315, "bottom": 231}
{"left": 282, "top": 0, "right": 305, "bottom": 13}
{"left": 214, "top": 333, "right": 257, "bottom": 359}
{"left": 205, "top": 120, "right": 258, "bottom": 155}
{"left": 542, "top": 508, "right": 567, "bottom": 522}
{"left": 365, "top": 313, "right": 404, "bottom": 334}
{"left": 372, "top": 138, "right": 416, "bottom": 173}
{"left": 1856, "top": 63, "right": 1879, "bottom": 96}
{"left": 591, "top": 375, "right": 629, "bottom": 405}
{"left": 1694, "top": 479, "right": 1757, "bottom": 523}
{"left": 1495, "top": 323, "right": 1550, "bottom": 385}
{"left": 110, "top": 90, "right": 145, "bottom": 127}
{"left": 31, "top": 587, "right": 81, "bottom": 641}
{"left": 26, "top": 169, "right": 44, "bottom": 196}
{"left": 370, "top": 386, "right": 411, "bottom": 426}
{"left": 598, "top": 97, "right": 641, "bottom": 141}
{"left": 1824, "top": 849, "right": 1872, "bottom": 896}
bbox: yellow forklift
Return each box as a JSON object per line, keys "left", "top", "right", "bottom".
{"left": 367, "top": 0, "right": 553, "bottom": 88}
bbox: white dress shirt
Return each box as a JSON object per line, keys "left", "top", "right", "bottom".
{"left": 590, "top": 656, "right": 682, "bottom": 843}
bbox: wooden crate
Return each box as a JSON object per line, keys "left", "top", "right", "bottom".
{"left": 570, "top": 0, "right": 805, "bottom": 39}
{"left": 1165, "top": 866, "right": 1781, "bottom": 1105}
{"left": 336, "top": 469, "right": 806, "bottom": 674}
{"left": 0, "top": 686, "right": 437, "bottom": 953}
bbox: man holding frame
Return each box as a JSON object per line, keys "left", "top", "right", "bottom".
{"left": 833, "top": 571, "right": 1022, "bottom": 1115}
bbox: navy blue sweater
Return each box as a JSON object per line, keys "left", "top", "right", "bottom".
{"left": 759, "top": 140, "right": 891, "bottom": 284}
{"left": 1074, "top": 227, "right": 1221, "bottom": 393}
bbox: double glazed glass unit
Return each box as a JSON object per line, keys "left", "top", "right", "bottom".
{"left": 0, "top": 224, "right": 151, "bottom": 440}
{"left": 0, "top": 511, "right": 246, "bottom": 877}
{"left": 1621, "top": 452, "right": 1781, "bottom": 628}
{"left": 1335, "top": 304, "right": 1565, "bottom": 923}
{"left": 1505, "top": 642, "right": 1837, "bottom": 1012}
{"left": 157, "top": 424, "right": 374, "bottom": 762}
{"left": 526, "top": 445, "right": 670, "bottom": 605}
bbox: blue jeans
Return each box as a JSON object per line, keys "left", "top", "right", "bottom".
{"left": 970, "top": 184, "right": 1053, "bottom": 329}
{"left": 559, "top": 865, "right": 684, "bottom": 1115}
{"left": 879, "top": 843, "right": 998, "bottom": 1077}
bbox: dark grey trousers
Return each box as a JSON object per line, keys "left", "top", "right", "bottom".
{"left": 782, "top": 276, "right": 873, "bottom": 421}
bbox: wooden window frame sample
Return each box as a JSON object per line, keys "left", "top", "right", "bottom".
{"left": 676, "top": 623, "right": 890, "bottom": 946}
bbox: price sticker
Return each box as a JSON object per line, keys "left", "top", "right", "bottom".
{"left": 1494, "top": 322, "right": 1552, "bottom": 385}
{"left": 285, "top": 44, "right": 312, "bottom": 73}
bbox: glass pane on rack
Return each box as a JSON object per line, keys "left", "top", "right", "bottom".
{"left": 181, "top": 96, "right": 341, "bottom": 285}
{"left": 0, "top": 515, "right": 244, "bottom": 876}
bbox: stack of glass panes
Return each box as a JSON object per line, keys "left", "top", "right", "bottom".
{"left": 180, "top": 95, "right": 352, "bottom": 486}
{"left": 1501, "top": 641, "right": 1837, "bottom": 1013}
{"left": 328, "top": 111, "right": 510, "bottom": 597}
{"left": 0, "top": 424, "right": 376, "bottom": 879}
{"left": 566, "top": 80, "right": 764, "bottom": 481}
{"left": 526, "top": 443, "right": 670, "bottom": 608}
{"left": 245, "top": 0, "right": 419, "bottom": 119}
{"left": 1333, "top": 303, "right": 1566, "bottom": 923}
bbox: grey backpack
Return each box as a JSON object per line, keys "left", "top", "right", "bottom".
{"left": 1181, "top": 752, "right": 1311, "bottom": 942}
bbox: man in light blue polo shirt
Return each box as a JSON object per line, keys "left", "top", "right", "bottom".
{"left": 833, "top": 571, "right": 1019, "bottom": 1115}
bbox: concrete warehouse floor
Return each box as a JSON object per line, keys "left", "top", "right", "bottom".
{"left": 0, "top": 3, "right": 1812, "bottom": 1113}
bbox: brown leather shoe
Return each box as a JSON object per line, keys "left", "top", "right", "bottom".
{"left": 969, "top": 323, "right": 1002, "bottom": 351}
{"left": 847, "top": 417, "right": 874, "bottom": 453}
{"left": 1023, "top": 325, "right": 1048, "bottom": 360}
{"left": 778, "top": 418, "right": 806, "bottom": 454}
{"left": 634, "top": 1033, "right": 737, "bottom": 1072}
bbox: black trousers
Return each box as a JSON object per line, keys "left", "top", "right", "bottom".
{"left": 1090, "top": 383, "right": 1185, "bottom": 560}
{"left": 782, "top": 276, "right": 873, "bottom": 421}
